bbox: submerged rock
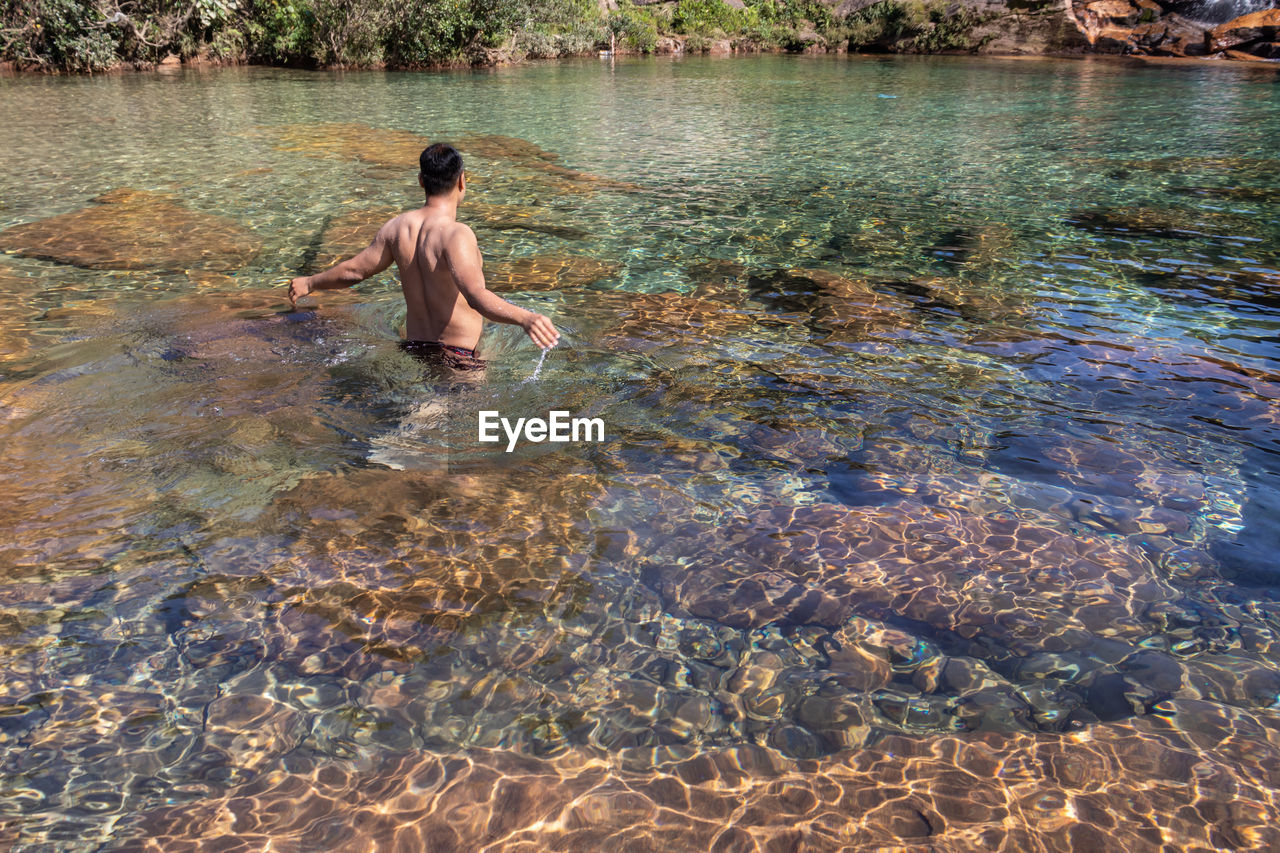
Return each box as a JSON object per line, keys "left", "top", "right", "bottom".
{"left": 305, "top": 206, "right": 399, "bottom": 273}
{"left": 1167, "top": 184, "right": 1280, "bottom": 203}
{"left": 927, "top": 222, "right": 1018, "bottom": 271}
{"left": 457, "top": 133, "right": 562, "bottom": 164}
{"left": 0, "top": 189, "right": 262, "bottom": 272}
{"left": 459, "top": 133, "right": 642, "bottom": 191}
{"left": 597, "top": 290, "right": 760, "bottom": 352}
{"left": 650, "top": 500, "right": 1176, "bottom": 654}
{"left": 466, "top": 201, "right": 544, "bottom": 222}
{"left": 685, "top": 261, "right": 918, "bottom": 339}
{"left": 912, "top": 275, "right": 1034, "bottom": 323}
{"left": 467, "top": 202, "right": 590, "bottom": 239}
{"left": 256, "top": 468, "right": 605, "bottom": 672}
{"left": 204, "top": 693, "right": 306, "bottom": 772}
{"left": 251, "top": 122, "right": 434, "bottom": 170}
{"left": 685, "top": 259, "right": 752, "bottom": 287}
{"left": 691, "top": 265, "right": 917, "bottom": 342}
{"left": 1086, "top": 154, "right": 1280, "bottom": 180}
{"left": 0, "top": 267, "right": 38, "bottom": 360}
{"left": 255, "top": 123, "right": 638, "bottom": 194}
{"left": 128, "top": 705, "right": 1280, "bottom": 851}
{"left": 780, "top": 268, "right": 916, "bottom": 337}
{"left": 479, "top": 221, "right": 589, "bottom": 240}
{"left": 484, "top": 254, "right": 618, "bottom": 291}
{"left": 1064, "top": 206, "right": 1259, "bottom": 241}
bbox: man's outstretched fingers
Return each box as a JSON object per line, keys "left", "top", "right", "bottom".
{"left": 533, "top": 315, "right": 560, "bottom": 349}
{"left": 287, "top": 276, "right": 311, "bottom": 308}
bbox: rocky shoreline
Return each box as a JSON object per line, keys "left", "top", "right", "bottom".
{"left": 652, "top": 0, "right": 1280, "bottom": 62}
{"left": 1, "top": 0, "right": 1275, "bottom": 75}
{"left": 1067, "top": 2, "right": 1279, "bottom": 60}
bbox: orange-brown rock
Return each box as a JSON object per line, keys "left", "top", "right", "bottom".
{"left": 1224, "top": 46, "right": 1280, "bottom": 60}
{"left": 0, "top": 189, "right": 262, "bottom": 272}
{"left": 596, "top": 290, "right": 760, "bottom": 353}
{"left": 484, "top": 255, "right": 618, "bottom": 291}
{"left": 466, "top": 202, "right": 589, "bottom": 239}
{"left": 778, "top": 268, "right": 916, "bottom": 338}
{"left": 305, "top": 206, "right": 400, "bottom": 272}
{"left": 458, "top": 133, "right": 561, "bottom": 164}
{"left": 1210, "top": 9, "right": 1280, "bottom": 53}
{"left": 127, "top": 704, "right": 1280, "bottom": 851}
{"left": 1069, "top": 0, "right": 1214, "bottom": 56}
{"left": 0, "top": 267, "right": 38, "bottom": 360}
{"left": 459, "top": 133, "right": 642, "bottom": 191}
{"left": 257, "top": 467, "right": 604, "bottom": 671}
{"left": 252, "top": 122, "right": 434, "bottom": 170}
{"left": 1128, "top": 18, "right": 1210, "bottom": 56}
{"left": 1072, "top": 0, "right": 1148, "bottom": 47}
{"left": 253, "top": 123, "right": 640, "bottom": 195}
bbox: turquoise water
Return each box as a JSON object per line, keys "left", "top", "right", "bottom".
{"left": 0, "top": 55, "right": 1279, "bottom": 850}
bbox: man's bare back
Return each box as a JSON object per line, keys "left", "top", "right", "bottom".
{"left": 287, "top": 143, "right": 559, "bottom": 353}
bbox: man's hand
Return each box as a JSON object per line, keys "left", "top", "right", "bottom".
{"left": 288, "top": 276, "right": 312, "bottom": 308}
{"left": 522, "top": 313, "right": 560, "bottom": 349}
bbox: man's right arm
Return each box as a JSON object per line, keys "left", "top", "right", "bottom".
{"left": 288, "top": 222, "right": 395, "bottom": 307}
{"left": 445, "top": 224, "right": 560, "bottom": 349}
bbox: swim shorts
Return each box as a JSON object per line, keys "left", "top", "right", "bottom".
{"left": 400, "top": 340, "right": 485, "bottom": 370}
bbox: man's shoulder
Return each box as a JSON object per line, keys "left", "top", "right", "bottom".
{"left": 379, "top": 210, "right": 468, "bottom": 240}
{"left": 442, "top": 219, "right": 477, "bottom": 243}
{"left": 376, "top": 210, "right": 411, "bottom": 239}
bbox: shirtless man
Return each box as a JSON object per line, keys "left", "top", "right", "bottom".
{"left": 287, "top": 142, "right": 560, "bottom": 364}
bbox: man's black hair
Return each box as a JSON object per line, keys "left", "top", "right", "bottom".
{"left": 419, "top": 143, "right": 464, "bottom": 197}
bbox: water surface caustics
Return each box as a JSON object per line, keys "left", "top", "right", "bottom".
{"left": 0, "top": 55, "right": 1278, "bottom": 851}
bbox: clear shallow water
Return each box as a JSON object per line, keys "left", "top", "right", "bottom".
{"left": 0, "top": 55, "right": 1279, "bottom": 850}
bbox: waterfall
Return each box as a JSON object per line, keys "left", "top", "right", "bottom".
{"left": 1164, "top": 0, "right": 1277, "bottom": 25}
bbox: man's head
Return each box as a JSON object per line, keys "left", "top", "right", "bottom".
{"left": 419, "top": 143, "right": 464, "bottom": 199}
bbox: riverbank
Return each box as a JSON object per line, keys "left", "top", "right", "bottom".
{"left": 2, "top": 0, "right": 1275, "bottom": 74}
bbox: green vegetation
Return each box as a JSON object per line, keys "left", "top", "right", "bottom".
{"left": 847, "top": 0, "right": 993, "bottom": 53}
{"left": 0, "top": 0, "right": 996, "bottom": 73}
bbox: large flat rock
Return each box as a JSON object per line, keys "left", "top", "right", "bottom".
{"left": 128, "top": 706, "right": 1280, "bottom": 851}
{"left": 0, "top": 189, "right": 261, "bottom": 272}
{"left": 1209, "top": 8, "right": 1280, "bottom": 52}
{"left": 484, "top": 254, "right": 619, "bottom": 291}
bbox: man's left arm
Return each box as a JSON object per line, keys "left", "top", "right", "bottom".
{"left": 288, "top": 224, "right": 394, "bottom": 307}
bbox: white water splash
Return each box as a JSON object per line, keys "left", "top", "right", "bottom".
{"left": 523, "top": 347, "right": 549, "bottom": 384}
{"left": 1172, "top": 0, "right": 1272, "bottom": 23}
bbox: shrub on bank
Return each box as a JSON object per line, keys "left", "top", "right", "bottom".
{"left": 0, "top": 0, "right": 995, "bottom": 72}
{"left": 384, "top": 0, "right": 525, "bottom": 66}
{"left": 609, "top": 2, "right": 663, "bottom": 53}
{"left": 511, "top": 0, "right": 607, "bottom": 59}
{"left": 846, "top": 0, "right": 993, "bottom": 52}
